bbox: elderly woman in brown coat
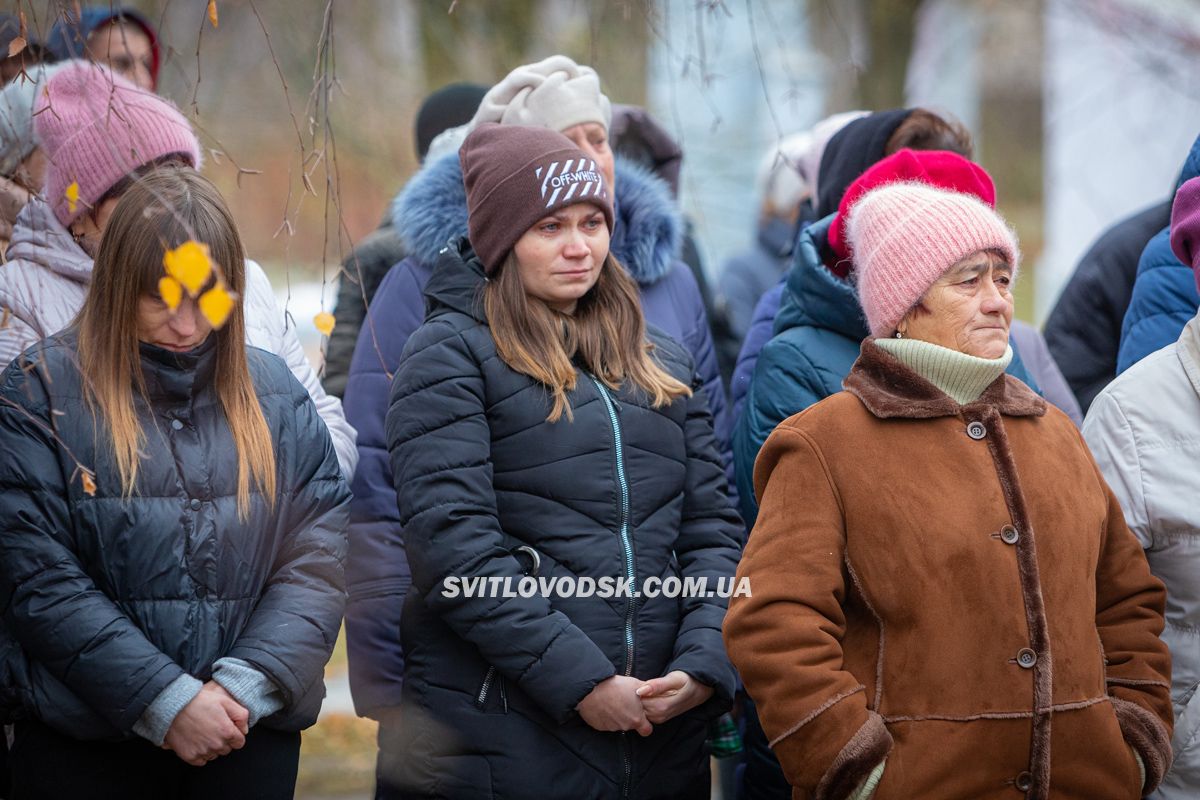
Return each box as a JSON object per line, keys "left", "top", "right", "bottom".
{"left": 724, "top": 182, "right": 1173, "bottom": 800}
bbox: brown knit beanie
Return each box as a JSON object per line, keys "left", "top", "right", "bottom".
{"left": 460, "top": 122, "right": 614, "bottom": 274}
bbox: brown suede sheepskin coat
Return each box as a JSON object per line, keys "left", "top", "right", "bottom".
{"left": 724, "top": 340, "right": 1173, "bottom": 800}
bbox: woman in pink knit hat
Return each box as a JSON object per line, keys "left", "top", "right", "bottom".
{"left": 0, "top": 60, "right": 358, "bottom": 479}
{"left": 725, "top": 182, "right": 1173, "bottom": 799}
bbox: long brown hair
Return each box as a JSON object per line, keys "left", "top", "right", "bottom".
{"left": 75, "top": 166, "right": 276, "bottom": 516}
{"left": 484, "top": 251, "right": 691, "bottom": 422}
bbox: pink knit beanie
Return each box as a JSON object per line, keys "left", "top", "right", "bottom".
{"left": 35, "top": 61, "right": 201, "bottom": 228}
{"left": 848, "top": 181, "right": 1019, "bottom": 337}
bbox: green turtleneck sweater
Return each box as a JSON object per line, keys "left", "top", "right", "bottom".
{"left": 874, "top": 337, "right": 1013, "bottom": 404}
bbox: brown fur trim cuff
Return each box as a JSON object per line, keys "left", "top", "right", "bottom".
{"left": 814, "top": 711, "right": 893, "bottom": 800}
{"left": 1112, "top": 696, "right": 1172, "bottom": 794}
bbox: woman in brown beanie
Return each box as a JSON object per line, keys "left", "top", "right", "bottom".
{"left": 723, "top": 181, "right": 1172, "bottom": 800}
{"left": 380, "top": 123, "right": 742, "bottom": 799}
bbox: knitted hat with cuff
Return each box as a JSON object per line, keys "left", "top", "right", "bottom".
{"left": 35, "top": 61, "right": 201, "bottom": 227}
{"left": 460, "top": 122, "right": 614, "bottom": 274}
{"left": 848, "top": 181, "right": 1019, "bottom": 337}
{"left": 469, "top": 55, "right": 611, "bottom": 134}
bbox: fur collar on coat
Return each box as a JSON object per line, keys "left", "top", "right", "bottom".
{"left": 844, "top": 338, "right": 1047, "bottom": 420}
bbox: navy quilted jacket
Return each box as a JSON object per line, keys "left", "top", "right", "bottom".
{"left": 383, "top": 239, "right": 741, "bottom": 798}
{"left": 0, "top": 334, "right": 349, "bottom": 739}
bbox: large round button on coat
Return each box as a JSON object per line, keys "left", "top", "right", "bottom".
{"left": 1000, "top": 525, "right": 1019, "bottom": 545}
{"left": 189, "top": 498, "right": 201, "bottom": 511}
{"left": 1017, "top": 648, "right": 1037, "bottom": 668}
{"left": 967, "top": 421, "right": 987, "bottom": 440}
{"left": 170, "top": 419, "right": 183, "bottom": 431}
{"left": 1014, "top": 771, "right": 1033, "bottom": 791}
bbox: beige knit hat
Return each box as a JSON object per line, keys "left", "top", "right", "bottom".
{"left": 469, "top": 55, "right": 612, "bottom": 134}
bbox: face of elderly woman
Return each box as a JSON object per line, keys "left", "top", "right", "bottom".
{"left": 897, "top": 250, "right": 1013, "bottom": 358}
{"left": 561, "top": 122, "right": 616, "bottom": 192}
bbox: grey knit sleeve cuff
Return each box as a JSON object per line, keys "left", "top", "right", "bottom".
{"left": 212, "top": 657, "right": 285, "bottom": 728}
{"left": 132, "top": 673, "right": 204, "bottom": 746}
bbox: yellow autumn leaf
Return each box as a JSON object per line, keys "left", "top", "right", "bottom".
{"left": 65, "top": 181, "right": 79, "bottom": 214}
{"left": 7, "top": 36, "right": 26, "bottom": 58}
{"left": 158, "top": 276, "right": 183, "bottom": 312}
{"left": 198, "top": 285, "right": 235, "bottom": 329}
{"left": 163, "top": 241, "right": 213, "bottom": 297}
{"left": 313, "top": 311, "right": 335, "bottom": 336}
{"left": 208, "top": 0, "right": 219, "bottom": 27}
{"left": 80, "top": 470, "right": 96, "bottom": 496}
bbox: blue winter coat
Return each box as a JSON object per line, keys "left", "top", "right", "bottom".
{"left": 729, "top": 282, "right": 785, "bottom": 428}
{"left": 732, "top": 216, "right": 1036, "bottom": 526}
{"left": 1118, "top": 135, "right": 1200, "bottom": 375}
{"left": 342, "top": 152, "right": 727, "bottom": 718}
{"left": 0, "top": 334, "right": 349, "bottom": 738}
{"left": 384, "top": 239, "right": 740, "bottom": 798}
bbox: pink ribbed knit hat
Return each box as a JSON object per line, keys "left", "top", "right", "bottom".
{"left": 848, "top": 181, "right": 1019, "bottom": 337}
{"left": 35, "top": 61, "right": 201, "bottom": 227}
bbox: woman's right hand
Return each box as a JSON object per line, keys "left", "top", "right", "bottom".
{"left": 576, "top": 675, "right": 653, "bottom": 736}
{"left": 163, "top": 682, "right": 251, "bottom": 766}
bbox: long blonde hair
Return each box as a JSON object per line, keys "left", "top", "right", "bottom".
{"left": 483, "top": 251, "right": 691, "bottom": 422}
{"left": 75, "top": 166, "right": 275, "bottom": 516}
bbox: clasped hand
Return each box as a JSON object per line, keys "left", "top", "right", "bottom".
{"left": 162, "top": 682, "right": 250, "bottom": 766}
{"left": 575, "top": 670, "right": 713, "bottom": 737}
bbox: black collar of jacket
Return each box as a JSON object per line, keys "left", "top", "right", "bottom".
{"left": 843, "top": 338, "right": 1047, "bottom": 420}
{"left": 138, "top": 334, "right": 219, "bottom": 403}
{"left": 424, "top": 236, "right": 489, "bottom": 324}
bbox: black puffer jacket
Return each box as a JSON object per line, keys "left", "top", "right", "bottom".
{"left": 384, "top": 240, "right": 742, "bottom": 799}
{"left": 0, "top": 333, "right": 350, "bottom": 739}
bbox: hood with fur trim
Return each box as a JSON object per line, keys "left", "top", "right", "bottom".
{"left": 390, "top": 151, "right": 682, "bottom": 287}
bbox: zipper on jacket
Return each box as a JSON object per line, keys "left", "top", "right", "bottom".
{"left": 588, "top": 375, "right": 637, "bottom": 674}
{"left": 587, "top": 374, "right": 637, "bottom": 800}
{"left": 475, "top": 665, "right": 497, "bottom": 709}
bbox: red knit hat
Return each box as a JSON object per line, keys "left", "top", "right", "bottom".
{"left": 830, "top": 149, "right": 995, "bottom": 270}
{"left": 460, "top": 122, "right": 613, "bottom": 274}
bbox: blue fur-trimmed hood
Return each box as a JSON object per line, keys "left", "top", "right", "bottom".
{"left": 391, "top": 152, "right": 682, "bottom": 286}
